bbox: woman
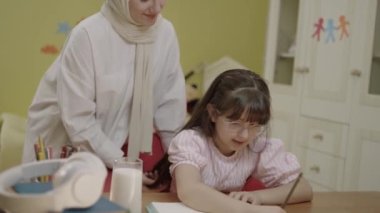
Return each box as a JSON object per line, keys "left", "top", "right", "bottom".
{"left": 23, "top": 0, "right": 186, "bottom": 189}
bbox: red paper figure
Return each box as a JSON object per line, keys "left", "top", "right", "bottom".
{"left": 312, "top": 17, "right": 324, "bottom": 41}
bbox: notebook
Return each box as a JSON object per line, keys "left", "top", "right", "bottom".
{"left": 146, "top": 202, "right": 204, "bottom": 213}
{"left": 12, "top": 182, "right": 127, "bottom": 213}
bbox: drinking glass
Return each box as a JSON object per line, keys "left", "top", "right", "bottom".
{"left": 110, "top": 157, "right": 142, "bottom": 213}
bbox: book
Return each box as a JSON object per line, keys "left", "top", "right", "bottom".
{"left": 146, "top": 202, "right": 204, "bottom": 213}
{"left": 13, "top": 182, "right": 127, "bottom": 213}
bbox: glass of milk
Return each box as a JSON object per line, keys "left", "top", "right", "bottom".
{"left": 110, "top": 157, "right": 142, "bottom": 213}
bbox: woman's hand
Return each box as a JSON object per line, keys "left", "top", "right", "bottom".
{"left": 142, "top": 170, "right": 167, "bottom": 192}
{"left": 143, "top": 171, "right": 158, "bottom": 185}
{"left": 228, "top": 191, "right": 262, "bottom": 205}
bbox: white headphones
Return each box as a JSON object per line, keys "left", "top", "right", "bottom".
{"left": 0, "top": 152, "right": 107, "bottom": 213}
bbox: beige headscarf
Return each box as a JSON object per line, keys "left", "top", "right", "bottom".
{"left": 101, "top": 0, "right": 163, "bottom": 160}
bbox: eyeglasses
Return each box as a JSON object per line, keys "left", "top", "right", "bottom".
{"left": 222, "top": 118, "right": 264, "bottom": 135}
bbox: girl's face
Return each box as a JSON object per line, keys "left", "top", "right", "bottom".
{"left": 208, "top": 105, "right": 263, "bottom": 156}
{"left": 129, "top": 0, "right": 166, "bottom": 26}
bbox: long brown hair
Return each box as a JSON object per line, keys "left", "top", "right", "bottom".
{"left": 184, "top": 69, "right": 270, "bottom": 135}
{"left": 148, "top": 69, "right": 271, "bottom": 191}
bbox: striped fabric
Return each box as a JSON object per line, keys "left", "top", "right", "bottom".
{"left": 168, "top": 129, "right": 301, "bottom": 192}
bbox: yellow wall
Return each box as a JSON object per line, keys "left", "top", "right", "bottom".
{"left": 0, "top": 0, "right": 269, "bottom": 117}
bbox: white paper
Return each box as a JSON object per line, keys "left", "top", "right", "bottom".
{"left": 147, "top": 202, "right": 204, "bottom": 213}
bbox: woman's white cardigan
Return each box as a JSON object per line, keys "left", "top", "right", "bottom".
{"left": 22, "top": 13, "right": 186, "bottom": 168}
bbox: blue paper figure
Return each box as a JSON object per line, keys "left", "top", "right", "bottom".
{"left": 57, "top": 21, "right": 71, "bottom": 36}
{"left": 325, "top": 18, "right": 336, "bottom": 43}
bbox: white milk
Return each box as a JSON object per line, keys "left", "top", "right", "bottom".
{"left": 110, "top": 167, "right": 142, "bottom": 213}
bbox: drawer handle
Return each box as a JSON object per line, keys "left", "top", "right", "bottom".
{"left": 351, "top": 69, "right": 362, "bottom": 77}
{"left": 313, "top": 134, "right": 324, "bottom": 141}
{"left": 309, "top": 165, "right": 320, "bottom": 173}
{"left": 295, "top": 67, "right": 309, "bottom": 74}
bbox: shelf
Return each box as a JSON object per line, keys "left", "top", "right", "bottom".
{"left": 279, "top": 52, "right": 295, "bottom": 58}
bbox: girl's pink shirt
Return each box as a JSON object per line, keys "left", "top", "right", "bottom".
{"left": 168, "top": 129, "right": 301, "bottom": 192}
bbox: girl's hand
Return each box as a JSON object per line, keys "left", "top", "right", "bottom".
{"left": 228, "top": 191, "right": 262, "bottom": 205}
{"left": 229, "top": 191, "right": 286, "bottom": 213}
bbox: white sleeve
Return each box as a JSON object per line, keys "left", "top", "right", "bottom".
{"left": 154, "top": 22, "right": 186, "bottom": 151}
{"left": 57, "top": 27, "right": 123, "bottom": 168}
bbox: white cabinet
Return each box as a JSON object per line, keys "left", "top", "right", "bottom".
{"left": 265, "top": 0, "right": 380, "bottom": 191}
{"left": 294, "top": 116, "right": 348, "bottom": 191}
{"left": 345, "top": 1, "right": 380, "bottom": 190}
{"left": 264, "top": 0, "right": 303, "bottom": 152}
{"left": 344, "top": 129, "right": 380, "bottom": 191}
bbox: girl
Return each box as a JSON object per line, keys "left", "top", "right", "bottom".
{"left": 166, "top": 69, "right": 313, "bottom": 212}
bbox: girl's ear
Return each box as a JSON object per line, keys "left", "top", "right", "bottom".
{"left": 207, "top": 104, "right": 218, "bottom": 122}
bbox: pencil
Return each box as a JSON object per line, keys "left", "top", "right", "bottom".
{"left": 281, "top": 172, "right": 303, "bottom": 209}
{"left": 37, "top": 136, "right": 49, "bottom": 182}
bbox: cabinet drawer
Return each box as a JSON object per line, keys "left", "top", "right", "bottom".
{"left": 297, "top": 116, "right": 348, "bottom": 157}
{"left": 295, "top": 147, "right": 344, "bottom": 190}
